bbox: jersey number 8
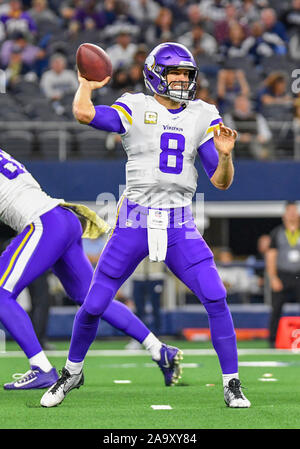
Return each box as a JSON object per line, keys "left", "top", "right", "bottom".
{"left": 159, "top": 132, "right": 185, "bottom": 175}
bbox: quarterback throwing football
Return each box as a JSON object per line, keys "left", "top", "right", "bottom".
{"left": 41, "top": 42, "right": 251, "bottom": 408}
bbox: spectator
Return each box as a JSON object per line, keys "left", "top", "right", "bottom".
{"left": 280, "top": 0, "right": 300, "bottom": 35}
{"left": 242, "top": 21, "right": 287, "bottom": 66}
{"left": 106, "top": 29, "right": 137, "bottom": 70}
{"left": 214, "top": 3, "right": 244, "bottom": 45}
{"left": 176, "top": 3, "right": 205, "bottom": 36}
{"left": 127, "top": 0, "right": 159, "bottom": 26}
{"left": 216, "top": 247, "right": 258, "bottom": 303}
{"left": 257, "top": 71, "right": 293, "bottom": 114}
{"left": 145, "top": 6, "right": 174, "bottom": 46}
{"left": 110, "top": 66, "right": 129, "bottom": 94}
{"left": 260, "top": 7, "right": 288, "bottom": 43}
{"left": 224, "top": 94, "right": 273, "bottom": 159}
{"left": 289, "top": 31, "right": 300, "bottom": 61}
{"left": 100, "top": 0, "right": 118, "bottom": 27}
{"left": 167, "top": 0, "right": 192, "bottom": 28}
{"left": 44, "top": 19, "right": 82, "bottom": 68}
{"left": 178, "top": 23, "right": 217, "bottom": 57}
{"left": 40, "top": 53, "right": 78, "bottom": 101}
{"left": 217, "top": 67, "right": 250, "bottom": 114}
{"left": 103, "top": 1, "right": 139, "bottom": 43}
{"left": 238, "top": 0, "right": 261, "bottom": 26}
{"left": 247, "top": 234, "right": 271, "bottom": 302}
{"left": 28, "top": 0, "right": 59, "bottom": 28}
{"left": 127, "top": 62, "right": 145, "bottom": 92}
{"left": 73, "top": 0, "right": 106, "bottom": 30}
{"left": 4, "top": 44, "right": 30, "bottom": 87}
{"left": 266, "top": 201, "right": 300, "bottom": 347}
{"left": 133, "top": 43, "right": 148, "bottom": 66}
{"left": 220, "top": 22, "right": 248, "bottom": 60}
{"left": 0, "top": 31, "right": 43, "bottom": 72}
{"left": 0, "top": 0, "right": 37, "bottom": 38}
{"left": 195, "top": 74, "right": 216, "bottom": 105}
{"left": 59, "top": 0, "right": 78, "bottom": 26}
{"left": 200, "top": 0, "right": 227, "bottom": 24}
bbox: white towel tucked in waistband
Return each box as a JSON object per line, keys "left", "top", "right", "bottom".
{"left": 147, "top": 209, "right": 168, "bottom": 262}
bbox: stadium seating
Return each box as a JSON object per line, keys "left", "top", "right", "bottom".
{"left": 75, "top": 129, "right": 108, "bottom": 159}
{"left": 0, "top": 130, "right": 34, "bottom": 159}
{"left": 38, "top": 130, "right": 73, "bottom": 160}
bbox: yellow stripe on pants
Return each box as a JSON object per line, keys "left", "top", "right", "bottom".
{"left": 0, "top": 224, "right": 34, "bottom": 287}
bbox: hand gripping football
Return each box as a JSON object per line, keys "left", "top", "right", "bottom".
{"left": 76, "top": 43, "right": 113, "bottom": 82}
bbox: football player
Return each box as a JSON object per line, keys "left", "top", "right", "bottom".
{"left": 41, "top": 42, "right": 250, "bottom": 408}
{"left": 0, "top": 148, "right": 182, "bottom": 390}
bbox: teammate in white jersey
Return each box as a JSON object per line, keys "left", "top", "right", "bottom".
{"left": 0, "top": 148, "right": 181, "bottom": 390}
{"left": 41, "top": 42, "right": 251, "bottom": 408}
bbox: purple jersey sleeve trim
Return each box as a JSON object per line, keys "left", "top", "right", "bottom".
{"left": 113, "top": 101, "right": 132, "bottom": 116}
{"left": 209, "top": 117, "right": 222, "bottom": 126}
{"left": 197, "top": 137, "right": 219, "bottom": 178}
{"left": 88, "top": 105, "right": 125, "bottom": 134}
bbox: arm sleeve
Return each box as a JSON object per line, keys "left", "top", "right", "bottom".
{"left": 110, "top": 97, "right": 133, "bottom": 134}
{"left": 88, "top": 105, "right": 125, "bottom": 133}
{"left": 197, "top": 137, "right": 219, "bottom": 178}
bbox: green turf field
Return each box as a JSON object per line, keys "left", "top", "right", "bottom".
{"left": 0, "top": 339, "right": 300, "bottom": 429}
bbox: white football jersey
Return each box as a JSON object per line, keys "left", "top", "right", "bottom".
{"left": 0, "top": 149, "right": 62, "bottom": 232}
{"left": 111, "top": 93, "right": 221, "bottom": 208}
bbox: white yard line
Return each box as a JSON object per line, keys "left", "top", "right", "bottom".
{"left": 0, "top": 348, "right": 299, "bottom": 358}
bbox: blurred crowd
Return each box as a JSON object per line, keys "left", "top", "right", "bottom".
{"left": 0, "top": 0, "right": 300, "bottom": 160}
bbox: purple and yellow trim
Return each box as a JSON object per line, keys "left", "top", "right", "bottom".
{"left": 111, "top": 102, "right": 133, "bottom": 125}
{"left": 206, "top": 117, "right": 222, "bottom": 135}
{"left": 0, "top": 223, "right": 34, "bottom": 288}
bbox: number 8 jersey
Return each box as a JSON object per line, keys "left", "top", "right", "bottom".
{"left": 111, "top": 93, "right": 222, "bottom": 208}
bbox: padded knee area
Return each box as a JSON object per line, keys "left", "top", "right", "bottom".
{"left": 99, "top": 236, "right": 132, "bottom": 279}
{"left": 202, "top": 296, "right": 228, "bottom": 317}
{"left": 84, "top": 282, "right": 115, "bottom": 316}
{"left": 200, "top": 265, "right": 226, "bottom": 300}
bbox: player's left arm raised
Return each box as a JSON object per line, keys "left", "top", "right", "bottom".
{"left": 210, "top": 122, "right": 237, "bottom": 190}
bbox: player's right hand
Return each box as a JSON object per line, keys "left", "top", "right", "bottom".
{"left": 271, "top": 276, "right": 283, "bottom": 292}
{"left": 77, "top": 71, "right": 111, "bottom": 91}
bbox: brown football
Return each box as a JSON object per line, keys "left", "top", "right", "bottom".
{"left": 76, "top": 43, "right": 113, "bottom": 82}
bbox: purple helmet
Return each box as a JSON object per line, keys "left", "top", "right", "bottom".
{"left": 143, "top": 42, "right": 198, "bottom": 102}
